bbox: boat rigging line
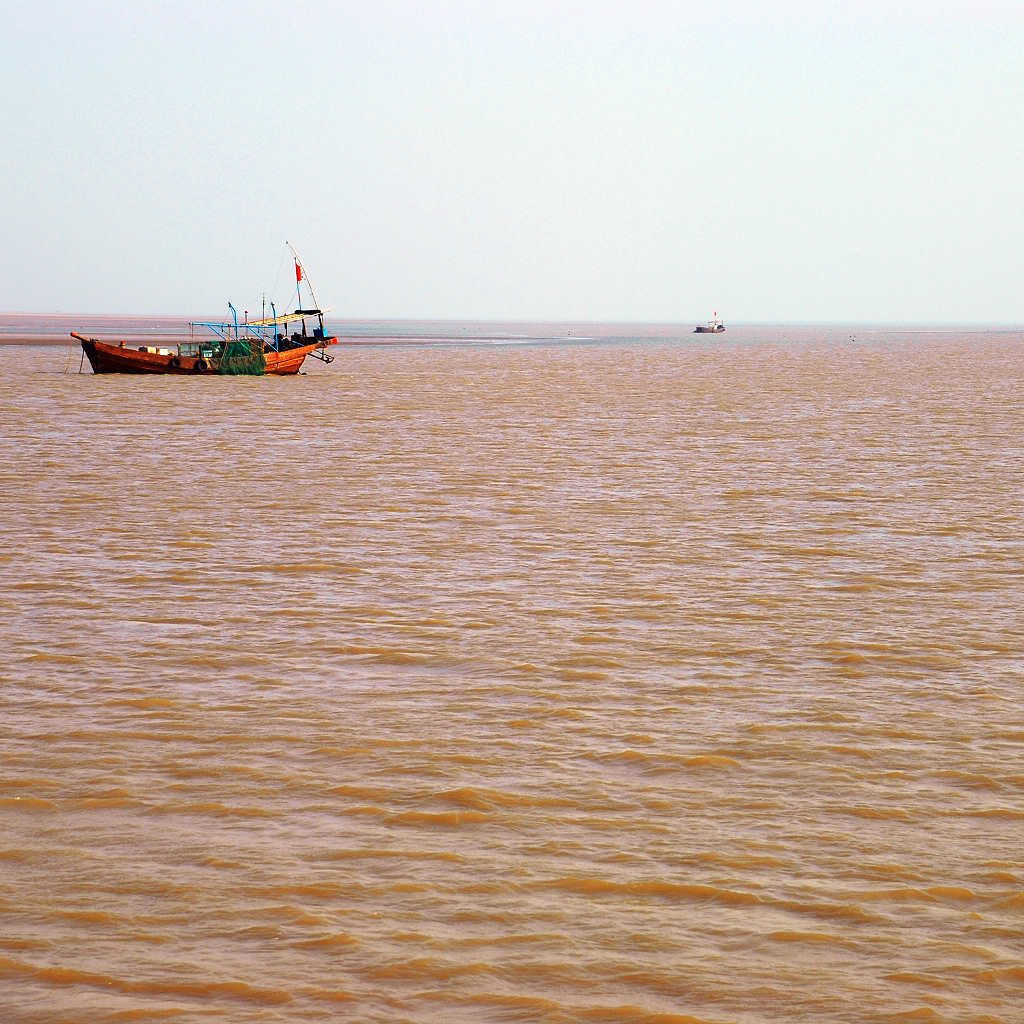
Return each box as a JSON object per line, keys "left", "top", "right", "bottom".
{"left": 286, "top": 240, "right": 323, "bottom": 315}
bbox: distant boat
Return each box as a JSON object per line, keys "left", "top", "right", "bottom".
{"left": 694, "top": 313, "right": 725, "bottom": 334}
{"left": 72, "top": 246, "right": 338, "bottom": 375}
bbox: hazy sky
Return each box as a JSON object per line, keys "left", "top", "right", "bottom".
{"left": 3, "top": 0, "right": 1022, "bottom": 321}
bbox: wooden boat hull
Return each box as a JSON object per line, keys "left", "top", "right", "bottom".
{"left": 74, "top": 335, "right": 335, "bottom": 375}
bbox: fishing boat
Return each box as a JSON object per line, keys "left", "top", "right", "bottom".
{"left": 72, "top": 247, "right": 338, "bottom": 376}
{"left": 694, "top": 313, "right": 725, "bottom": 334}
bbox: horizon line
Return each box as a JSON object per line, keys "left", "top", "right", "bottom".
{"left": 2, "top": 311, "right": 1022, "bottom": 329}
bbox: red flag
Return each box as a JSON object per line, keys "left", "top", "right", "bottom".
{"left": 294, "top": 259, "right": 303, "bottom": 284}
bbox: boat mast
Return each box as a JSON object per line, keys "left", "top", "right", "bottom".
{"left": 286, "top": 240, "right": 325, "bottom": 335}
{"left": 286, "top": 241, "right": 322, "bottom": 311}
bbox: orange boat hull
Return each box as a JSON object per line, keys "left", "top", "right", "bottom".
{"left": 74, "top": 335, "right": 336, "bottom": 375}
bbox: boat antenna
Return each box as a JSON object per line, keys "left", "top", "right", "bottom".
{"left": 286, "top": 240, "right": 322, "bottom": 312}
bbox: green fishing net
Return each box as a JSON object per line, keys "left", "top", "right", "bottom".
{"left": 218, "top": 339, "right": 266, "bottom": 376}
